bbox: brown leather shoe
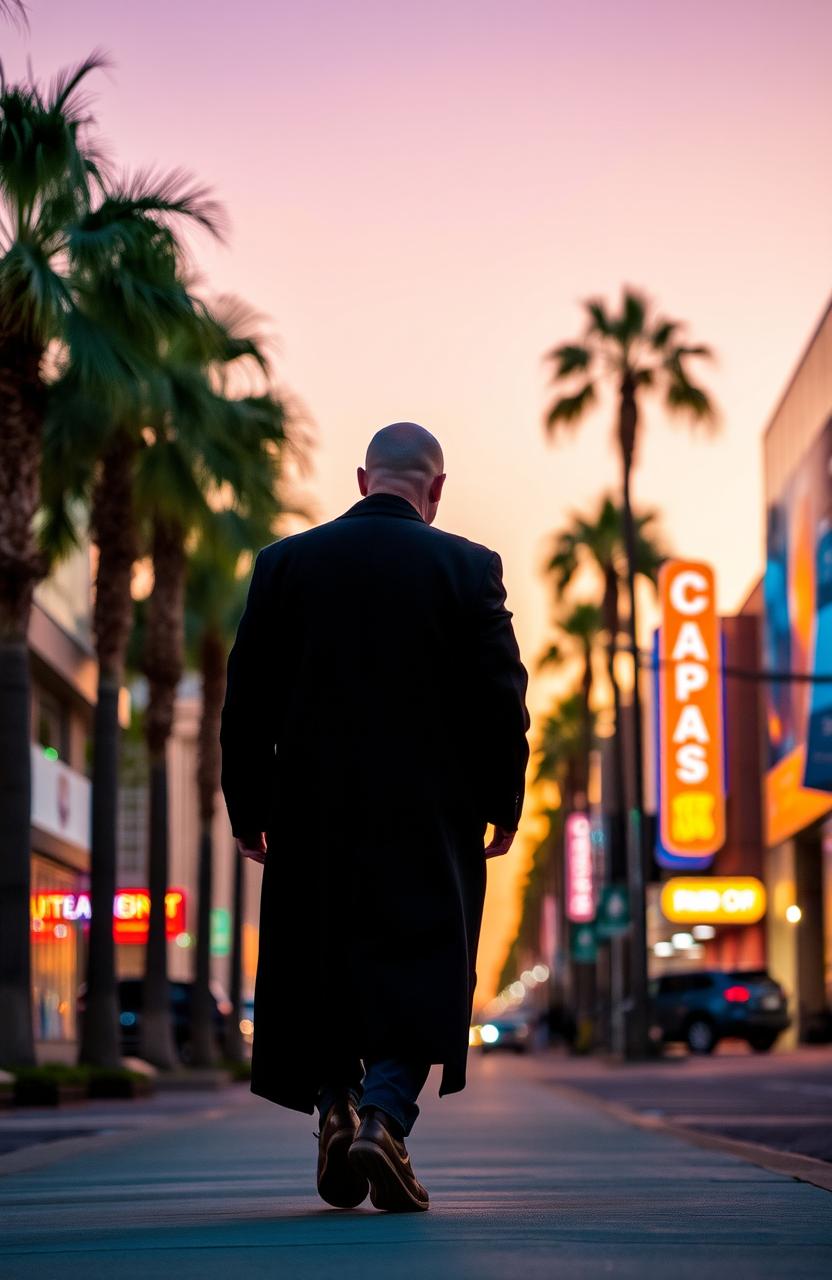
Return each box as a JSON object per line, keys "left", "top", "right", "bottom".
{"left": 348, "top": 1107, "right": 430, "bottom": 1212}
{"left": 317, "top": 1096, "right": 368, "bottom": 1208}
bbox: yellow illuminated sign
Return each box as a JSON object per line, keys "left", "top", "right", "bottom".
{"left": 660, "top": 877, "right": 766, "bottom": 925}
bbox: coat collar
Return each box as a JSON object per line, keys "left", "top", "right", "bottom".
{"left": 338, "top": 492, "right": 425, "bottom": 523}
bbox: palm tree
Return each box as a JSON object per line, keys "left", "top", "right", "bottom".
{"left": 536, "top": 691, "right": 600, "bottom": 1050}
{"left": 185, "top": 466, "right": 287, "bottom": 1067}
{"left": 546, "top": 497, "right": 666, "bottom": 876}
{"left": 135, "top": 307, "right": 286, "bottom": 1068}
{"left": 543, "top": 287, "right": 716, "bottom": 1057}
{"left": 0, "top": 53, "right": 108, "bottom": 1066}
{"left": 539, "top": 602, "right": 602, "bottom": 806}
{"left": 39, "top": 168, "right": 223, "bottom": 1068}
{"left": 185, "top": 536, "right": 247, "bottom": 1067}
{"left": 536, "top": 692, "right": 591, "bottom": 813}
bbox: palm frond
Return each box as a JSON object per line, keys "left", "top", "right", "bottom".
{"left": 665, "top": 374, "right": 718, "bottom": 426}
{"left": 584, "top": 297, "right": 613, "bottom": 337}
{"left": 650, "top": 318, "right": 679, "bottom": 349}
{"left": 615, "top": 287, "right": 648, "bottom": 344}
{"left": 671, "top": 342, "right": 713, "bottom": 361}
{"left": 1, "top": 2, "right": 29, "bottom": 30}
{"left": 61, "top": 306, "right": 147, "bottom": 409}
{"left": 49, "top": 49, "right": 111, "bottom": 112}
{"left": 537, "top": 641, "right": 564, "bottom": 672}
{"left": 558, "top": 600, "right": 603, "bottom": 643}
{"left": 108, "top": 167, "right": 227, "bottom": 242}
{"left": 535, "top": 692, "right": 590, "bottom": 784}
{"left": 0, "top": 240, "right": 72, "bottom": 339}
{"left": 134, "top": 435, "right": 212, "bottom": 525}
{"left": 544, "top": 381, "right": 596, "bottom": 434}
{"left": 545, "top": 529, "right": 580, "bottom": 594}
{"left": 546, "top": 342, "right": 591, "bottom": 379}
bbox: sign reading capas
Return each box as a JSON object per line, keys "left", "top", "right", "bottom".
{"left": 656, "top": 561, "right": 726, "bottom": 868}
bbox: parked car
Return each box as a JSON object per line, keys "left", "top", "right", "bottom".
{"left": 478, "top": 1011, "right": 535, "bottom": 1054}
{"left": 650, "top": 969, "right": 790, "bottom": 1055}
{"left": 77, "top": 979, "right": 233, "bottom": 1063}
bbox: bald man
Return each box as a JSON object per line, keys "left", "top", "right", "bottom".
{"left": 221, "top": 423, "right": 529, "bottom": 1213}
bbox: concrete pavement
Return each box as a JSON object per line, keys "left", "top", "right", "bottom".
{"left": 1, "top": 1053, "right": 831, "bottom": 1278}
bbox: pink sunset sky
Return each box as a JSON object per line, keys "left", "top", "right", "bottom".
{"left": 8, "top": 0, "right": 832, "bottom": 994}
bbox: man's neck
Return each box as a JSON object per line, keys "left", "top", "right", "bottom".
{"left": 364, "top": 484, "right": 426, "bottom": 520}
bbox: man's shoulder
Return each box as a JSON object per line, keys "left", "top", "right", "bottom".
{"left": 256, "top": 520, "right": 498, "bottom": 570}
{"left": 254, "top": 524, "right": 331, "bottom": 565}
{"left": 424, "top": 524, "right": 497, "bottom": 572}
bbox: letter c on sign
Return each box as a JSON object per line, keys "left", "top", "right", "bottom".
{"left": 669, "top": 570, "right": 709, "bottom": 616}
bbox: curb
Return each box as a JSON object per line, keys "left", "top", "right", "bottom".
{"left": 550, "top": 1080, "right": 832, "bottom": 1195}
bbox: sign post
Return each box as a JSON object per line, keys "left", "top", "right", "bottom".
{"left": 595, "top": 883, "right": 631, "bottom": 938}
{"left": 570, "top": 922, "right": 598, "bottom": 964}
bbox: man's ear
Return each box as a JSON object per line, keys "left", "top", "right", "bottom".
{"left": 357, "top": 466, "right": 369, "bottom": 496}
{"left": 429, "top": 473, "right": 446, "bottom": 504}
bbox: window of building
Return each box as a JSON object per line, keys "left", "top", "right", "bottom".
{"left": 30, "top": 855, "right": 81, "bottom": 1043}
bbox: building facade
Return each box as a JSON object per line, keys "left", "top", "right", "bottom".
{"left": 761, "top": 299, "right": 832, "bottom": 1045}
{"left": 28, "top": 550, "right": 96, "bottom": 1059}
{"left": 116, "top": 676, "right": 261, "bottom": 1002}
{"left": 29, "top": 549, "right": 261, "bottom": 1061}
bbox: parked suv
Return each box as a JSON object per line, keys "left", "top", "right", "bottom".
{"left": 650, "top": 969, "right": 790, "bottom": 1054}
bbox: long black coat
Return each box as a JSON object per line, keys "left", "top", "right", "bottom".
{"left": 221, "top": 492, "right": 529, "bottom": 1113}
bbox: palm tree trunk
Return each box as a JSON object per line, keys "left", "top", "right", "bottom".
{"left": 602, "top": 569, "right": 627, "bottom": 1057}
{"left": 602, "top": 566, "right": 627, "bottom": 878}
{"left": 226, "top": 837, "right": 245, "bottom": 1066}
{"left": 618, "top": 376, "right": 649, "bottom": 1059}
{"left": 0, "top": 638, "right": 35, "bottom": 1066}
{"left": 81, "top": 431, "right": 138, "bottom": 1068}
{"left": 0, "top": 338, "right": 46, "bottom": 1067}
{"left": 143, "top": 755, "right": 175, "bottom": 1066}
{"left": 579, "top": 643, "right": 593, "bottom": 804}
{"left": 577, "top": 651, "right": 598, "bottom": 1052}
{"left": 190, "top": 628, "right": 226, "bottom": 1067}
{"left": 140, "top": 517, "right": 186, "bottom": 1070}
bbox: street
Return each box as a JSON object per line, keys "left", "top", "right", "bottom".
{"left": 544, "top": 1044, "right": 832, "bottom": 1163}
{"left": 1, "top": 1052, "right": 831, "bottom": 1279}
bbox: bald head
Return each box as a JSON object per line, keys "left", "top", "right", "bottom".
{"left": 365, "top": 422, "right": 444, "bottom": 478}
{"left": 358, "top": 422, "right": 446, "bottom": 523}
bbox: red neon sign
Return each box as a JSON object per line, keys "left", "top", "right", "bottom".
{"left": 30, "top": 889, "right": 186, "bottom": 943}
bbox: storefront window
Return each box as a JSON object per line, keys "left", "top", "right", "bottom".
{"left": 30, "top": 855, "right": 81, "bottom": 1042}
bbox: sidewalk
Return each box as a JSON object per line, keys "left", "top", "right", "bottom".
{"left": 1, "top": 1053, "right": 830, "bottom": 1278}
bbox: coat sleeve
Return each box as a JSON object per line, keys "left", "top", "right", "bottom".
{"left": 220, "top": 549, "right": 276, "bottom": 838}
{"left": 471, "top": 551, "right": 530, "bottom": 831}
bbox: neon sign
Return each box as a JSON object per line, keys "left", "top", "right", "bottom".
{"left": 656, "top": 561, "right": 726, "bottom": 868}
{"left": 565, "top": 813, "right": 595, "bottom": 923}
{"left": 660, "top": 877, "right": 766, "bottom": 925}
{"left": 30, "top": 888, "right": 186, "bottom": 943}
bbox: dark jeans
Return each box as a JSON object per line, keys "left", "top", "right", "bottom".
{"left": 317, "top": 1058, "right": 431, "bottom": 1138}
